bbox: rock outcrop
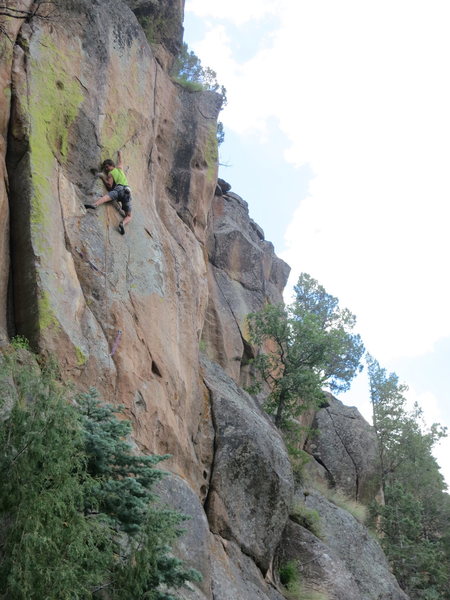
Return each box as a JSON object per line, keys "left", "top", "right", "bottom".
{"left": 0, "top": 2, "right": 408, "bottom": 598}
{"left": 305, "top": 395, "right": 382, "bottom": 504}
{"left": 276, "top": 490, "right": 409, "bottom": 600}
{"left": 203, "top": 191, "right": 290, "bottom": 385}
{"left": 203, "top": 357, "right": 294, "bottom": 573}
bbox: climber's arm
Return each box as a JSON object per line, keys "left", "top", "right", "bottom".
{"left": 98, "top": 171, "right": 114, "bottom": 189}
{"left": 117, "top": 150, "right": 124, "bottom": 170}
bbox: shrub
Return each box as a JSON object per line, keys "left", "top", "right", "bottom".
{"left": 279, "top": 560, "right": 302, "bottom": 599}
{"left": 279, "top": 561, "right": 328, "bottom": 600}
{"left": 0, "top": 347, "right": 201, "bottom": 599}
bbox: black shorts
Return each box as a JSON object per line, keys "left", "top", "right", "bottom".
{"left": 108, "top": 185, "right": 132, "bottom": 214}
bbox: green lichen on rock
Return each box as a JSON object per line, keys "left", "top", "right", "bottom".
{"left": 38, "top": 291, "right": 60, "bottom": 332}
{"left": 204, "top": 123, "right": 218, "bottom": 183}
{"left": 75, "top": 346, "right": 87, "bottom": 366}
{"left": 100, "top": 108, "right": 141, "bottom": 162}
{"left": 28, "top": 34, "right": 84, "bottom": 256}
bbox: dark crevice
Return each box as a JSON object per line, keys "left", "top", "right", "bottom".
{"left": 310, "top": 453, "right": 336, "bottom": 488}
{"left": 151, "top": 360, "right": 162, "bottom": 377}
{"left": 202, "top": 377, "right": 217, "bottom": 513}
{"left": 6, "top": 28, "right": 40, "bottom": 347}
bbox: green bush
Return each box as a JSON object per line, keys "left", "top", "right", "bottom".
{"left": 0, "top": 347, "right": 201, "bottom": 599}
{"left": 279, "top": 560, "right": 302, "bottom": 599}
{"left": 279, "top": 561, "right": 328, "bottom": 600}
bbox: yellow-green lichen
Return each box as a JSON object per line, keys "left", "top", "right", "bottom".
{"left": 100, "top": 108, "right": 142, "bottom": 161}
{"left": 38, "top": 291, "right": 60, "bottom": 331}
{"left": 28, "top": 34, "right": 84, "bottom": 256}
{"left": 204, "top": 123, "right": 219, "bottom": 183}
{"left": 75, "top": 346, "right": 87, "bottom": 366}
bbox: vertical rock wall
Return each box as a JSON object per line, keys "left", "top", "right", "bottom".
{"left": 0, "top": 3, "right": 407, "bottom": 599}
{"left": 5, "top": 0, "right": 221, "bottom": 492}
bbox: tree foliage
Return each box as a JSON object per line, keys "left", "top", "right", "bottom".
{"left": 0, "top": 347, "right": 200, "bottom": 599}
{"left": 171, "top": 42, "right": 227, "bottom": 147}
{"left": 367, "top": 355, "right": 450, "bottom": 599}
{"left": 0, "top": 1, "right": 59, "bottom": 42}
{"left": 247, "top": 273, "right": 365, "bottom": 428}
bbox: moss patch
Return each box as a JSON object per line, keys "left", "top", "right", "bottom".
{"left": 100, "top": 108, "right": 142, "bottom": 161}
{"left": 28, "top": 34, "right": 84, "bottom": 256}
{"left": 75, "top": 346, "right": 87, "bottom": 366}
{"left": 204, "top": 123, "right": 218, "bottom": 183}
{"left": 290, "top": 503, "right": 322, "bottom": 539}
{"left": 38, "top": 291, "right": 60, "bottom": 332}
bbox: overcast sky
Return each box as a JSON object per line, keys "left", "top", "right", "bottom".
{"left": 184, "top": 0, "right": 450, "bottom": 486}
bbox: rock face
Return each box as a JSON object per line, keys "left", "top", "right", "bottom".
{"left": 203, "top": 358, "right": 294, "bottom": 573}
{"left": 0, "top": 2, "right": 407, "bottom": 599}
{"left": 6, "top": 0, "right": 218, "bottom": 493}
{"left": 276, "top": 490, "right": 409, "bottom": 600}
{"left": 203, "top": 191, "right": 290, "bottom": 384}
{"left": 305, "top": 395, "right": 382, "bottom": 504}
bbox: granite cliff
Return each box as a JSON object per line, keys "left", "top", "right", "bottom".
{"left": 0, "top": 1, "right": 409, "bottom": 598}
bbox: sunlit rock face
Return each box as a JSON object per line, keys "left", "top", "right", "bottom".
{"left": 1, "top": 2, "right": 407, "bottom": 598}
{"left": 5, "top": 0, "right": 221, "bottom": 493}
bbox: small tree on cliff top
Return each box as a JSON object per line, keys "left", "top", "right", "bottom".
{"left": 247, "top": 273, "right": 365, "bottom": 428}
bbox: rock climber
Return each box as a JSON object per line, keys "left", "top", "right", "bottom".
{"left": 85, "top": 150, "right": 132, "bottom": 235}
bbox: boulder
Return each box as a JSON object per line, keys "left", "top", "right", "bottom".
{"left": 305, "top": 395, "right": 381, "bottom": 504}
{"left": 210, "top": 536, "right": 285, "bottom": 600}
{"left": 202, "top": 357, "right": 294, "bottom": 573}
{"left": 215, "top": 178, "right": 232, "bottom": 196}
{"left": 302, "top": 490, "right": 410, "bottom": 600}
{"left": 277, "top": 519, "right": 362, "bottom": 600}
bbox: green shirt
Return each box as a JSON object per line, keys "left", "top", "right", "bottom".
{"left": 110, "top": 167, "right": 128, "bottom": 186}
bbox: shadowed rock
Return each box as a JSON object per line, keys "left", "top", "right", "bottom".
{"left": 305, "top": 395, "right": 382, "bottom": 504}
{"left": 202, "top": 357, "right": 294, "bottom": 573}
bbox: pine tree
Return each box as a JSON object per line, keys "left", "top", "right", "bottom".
{"left": 367, "top": 356, "right": 450, "bottom": 599}
{"left": 0, "top": 352, "right": 111, "bottom": 599}
{"left": 0, "top": 346, "right": 201, "bottom": 599}
{"left": 247, "top": 273, "right": 365, "bottom": 428}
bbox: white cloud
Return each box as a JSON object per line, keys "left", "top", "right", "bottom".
{"left": 188, "top": 0, "right": 450, "bottom": 360}
{"left": 186, "top": 0, "right": 450, "bottom": 485}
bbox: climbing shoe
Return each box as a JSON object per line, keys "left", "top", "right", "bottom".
{"left": 118, "top": 222, "right": 125, "bottom": 235}
{"left": 84, "top": 203, "right": 97, "bottom": 210}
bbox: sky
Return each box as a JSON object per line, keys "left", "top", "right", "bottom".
{"left": 184, "top": 0, "right": 450, "bottom": 486}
